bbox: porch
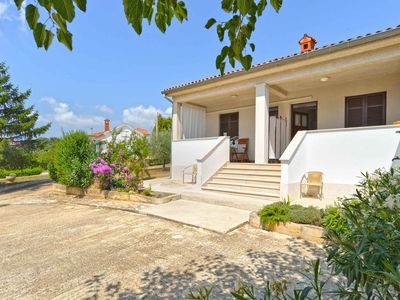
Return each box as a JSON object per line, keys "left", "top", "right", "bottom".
{"left": 167, "top": 29, "right": 400, "bottom": 203}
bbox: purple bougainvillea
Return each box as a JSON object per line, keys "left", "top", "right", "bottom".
{"left": 89, "top": 156, "right": 140, "bottom": 191}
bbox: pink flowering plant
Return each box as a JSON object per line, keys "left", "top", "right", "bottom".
{"left": 89, "top": 131, "right": 149, "bottom": 191}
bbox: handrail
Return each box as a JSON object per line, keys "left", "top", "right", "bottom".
{"left": 197, "top": 136, "right": 229, "bottom": 163}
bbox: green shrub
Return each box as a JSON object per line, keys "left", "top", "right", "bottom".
{"left": 257, "top": 202, "right": 289, "bottom": 226}
{"left": 53, "top": 131, "right": 94, "bottom": 188}
{"left": 324, "top": 168, "right": 400, "bottom": 298}
{"left": 0, "top": 167, "right": 43, "bottom": 178}
{"left": 47, "top": 161, "right": 57, "bottom": 182}
{"left": 321, "top": 206, "right": 349, "bottom": 236}
{"left": 288, "top": 204, "right": 322, "bottom": 226}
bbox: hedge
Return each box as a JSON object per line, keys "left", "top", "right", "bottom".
{"left": 0, "top": 167, "right": 43, "bottom": 179}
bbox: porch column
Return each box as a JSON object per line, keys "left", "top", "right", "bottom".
{"left": 172, "top": 101, "right": 181, "bottom": 140}
{"left": 255, "top": 83, "right": 269, "bottom": 164}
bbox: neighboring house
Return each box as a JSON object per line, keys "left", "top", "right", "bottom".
{"left": 89, "top": 119, "right": 149, "bottom": 152}
{"left": 162, "top": 25, "right": 400, "bottom": 205}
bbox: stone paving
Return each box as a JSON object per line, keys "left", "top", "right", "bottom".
{"left": 0, "top": 185, "right": 326, "bottom": 299}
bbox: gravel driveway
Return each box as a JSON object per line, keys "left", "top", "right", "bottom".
{"left": 0, "top": 186, "right": 324, "bottom": 299}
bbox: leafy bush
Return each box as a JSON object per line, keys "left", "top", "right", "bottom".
{"left": 53, "top": 131, "right": 94, "bottom": 188}
{"left": 48, "top": 161, "right": 57, "bottom": 182}
{"left": 324, "top": 168, "right": 400, "bottom": 298}
{"left": 0, "top": 167, "right": 43, "bottom": 178}
{"left": 89, "top": 131, "right": 150, "bottom": 191}
{"left": 257, "top": 201, "right": 289, "bottom": 226}
{"left": 0, "top": 140, "right": 34, "bottom": 170}
{"left": 321, "top": 206, "right": 348, "bottom": 236}
{"left": 149, "top": 130, "right": 171, "bottom": 170}
{"left": 289, "top": 204, "right": 322, "bottom": 226}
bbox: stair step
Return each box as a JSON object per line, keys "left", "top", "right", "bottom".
{"left": 208, "top": 180, "right": 279, "bottom": 190}
{"left": 219, "top": 170, "right": 281, "bottom": 177}
{"left": 213, "top": 174, "right": 281, "bottom": 182}
{"left": 226, "top": 163, "right": 281, "bottom": 171}
{"left": 206, "top": 182, "right": 279, "bottom": 193}
{"left": 202, "top": 186, "right": 281, "bottom": 200}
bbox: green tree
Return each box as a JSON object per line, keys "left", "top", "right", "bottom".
{"left": 0, "top": 139, "right": 33, "bottom": 170}
{"left": 153, "top": 114, "right": 172, "bottom": 133}
{"left": 12, "top": 0, "right": 283, "bottom": 74}
{"left": 149, "top": 130, "right": 171, "bottom": 170}
{"left": 0, "top": 62, "right": 50, "bottom": 143}
{"left": 53, "top": 131, "right": 94, "bottom": 188}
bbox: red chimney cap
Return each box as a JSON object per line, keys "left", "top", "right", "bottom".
{"left": 299, "top": 34, "right": 317, "bottom": 53}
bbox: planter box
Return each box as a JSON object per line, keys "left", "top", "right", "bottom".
{"left": 52, "top": 183, "right": 180, "bottom": 204}
{"left": 249, "top": 212, "right": 324, "bottom": 244}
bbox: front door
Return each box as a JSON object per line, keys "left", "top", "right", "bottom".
{"left": 292, "top": 112, "right": 309, "bottom": 136}
{"left": 291, "top": 101, "right": 317, "bottom": 138}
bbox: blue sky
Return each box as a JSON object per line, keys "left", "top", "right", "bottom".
{"left": 0, "top": 0, "right": 399, "bottom": 136}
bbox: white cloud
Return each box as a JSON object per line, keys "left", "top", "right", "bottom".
{"left": 122, "top": 105, "right": 172, "bottom": 129}
{"left": 0, "top": 0, "right": 26, "bottom": 30}
{"left": 95, "top": 104, "right": 113, "bottom": 114}
{"left": 0, "top": 1, "right": 10, "bottom": 20}
{"left": 42, "top": 97, "right": 104, "bottom": 130}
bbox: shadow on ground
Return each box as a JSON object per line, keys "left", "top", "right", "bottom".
{"left": 0, "top": 179, "right": 52, "bottom": 195}
{"left": 81, "top": 239, "right": 324, "bottom": 300}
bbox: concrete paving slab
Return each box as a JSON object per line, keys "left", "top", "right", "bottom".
{"left": 140, "top": 199, "right": 251, "bottom": 233}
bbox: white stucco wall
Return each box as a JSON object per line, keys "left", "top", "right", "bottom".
{"left": 197, "top": 136, "right": 230, "bottom": 184}
{"left": 281, "top": 125, "right": 400, "bottom": 206}
{"left": 275, "top": 73, "right": 400, "bottom": 139}
{"left": 206, "top": 106, "right": 256, "bottom": 161}
{"left": 171, "top": 137, "right": 223, "bottom": 181}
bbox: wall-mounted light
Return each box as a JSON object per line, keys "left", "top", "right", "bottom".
{"left": 320, "top": 77, "right": 330, "bottom": 82}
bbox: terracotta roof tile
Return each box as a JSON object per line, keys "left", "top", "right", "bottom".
{"left": 162, "top": 25, "right": 400, "bottom": 94}
{"left": 135, "top": 128, "right": 150, "bottom": 136}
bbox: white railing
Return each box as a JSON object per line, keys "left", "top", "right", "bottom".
{"left": 197, "top": 136, "right": 230, "bottom": 185}
{"left": 171, "top": 136, "right": 229, "bottom": 184}
{"left": 280, "top": 125, "right": 400, "bottom": 202}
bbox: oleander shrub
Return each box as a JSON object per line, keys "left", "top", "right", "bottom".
{"left": 324, "top": 168, "right": 400, "bottom": 298}
{"left": 257, "top": 201, "right": 289, "bottom": 226}
{"left": 0, "top": 167, "right": 43, "bottom": 178}
{"left": 289, "top": 204, "right": 322, "bottom": 226}
{"left": 53, "top": 131, "right": 94, "bottom": 188}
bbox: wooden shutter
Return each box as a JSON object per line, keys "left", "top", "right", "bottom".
{"left": 345, "top": 92, "right": 386, "bottom": 127}
{"left": 345, "top": 96, "right": 363, "bottom": 127}
{"left": 366, "top": 92, "right": 386, "bottom": 126}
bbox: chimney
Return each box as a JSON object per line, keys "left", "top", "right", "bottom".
{"left": 104, "top": 119, "right": 110, "bottom": 131}
{"left": 299, "top": 34, "right": 317, "bottom": 53}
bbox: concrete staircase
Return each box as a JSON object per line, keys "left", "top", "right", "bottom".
{"left": 202, "top": 163, "right": 281, "bottom": 201}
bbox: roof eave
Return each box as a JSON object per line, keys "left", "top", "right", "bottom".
{"left": 161, "top": 26, "right": 400, "bottom": 96}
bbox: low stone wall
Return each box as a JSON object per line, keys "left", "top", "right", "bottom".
{"left": 53, "top": 183, "right": 180, "bottom": 204}
{"left": 249, "top": 212, "right": 324, "bottom": 244}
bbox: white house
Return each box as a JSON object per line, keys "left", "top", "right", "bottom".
{"left": 89, "top": 119, "right": 150, "bottom": 152}
{"left": 162, "top": 25, "right": 400, "bottom": 206}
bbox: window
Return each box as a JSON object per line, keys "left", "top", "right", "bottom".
{"left": 345, "top": 92, "right": 386, "bottom": 127}
{"left": 219, "top": 112, "right": 239, "bottom": 137}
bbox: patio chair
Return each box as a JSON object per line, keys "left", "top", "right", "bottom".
{"left": 236, "top": 138, "right": 249, "bottom": 162}
{"left": 182, "top": 164, "right": 198, "bottom": 184}
{"left": 300, "top": 171, "right": 323, "bottom": 200}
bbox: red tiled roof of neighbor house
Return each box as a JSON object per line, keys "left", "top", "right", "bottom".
{"left": 88, "top": 130, "right": 109, "bottom": 137}
{"left": 135, "top": 128, "right": 150, "bottom": 136}
{"left": 162, "top": 25, "right": 400, "bottom": 94}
